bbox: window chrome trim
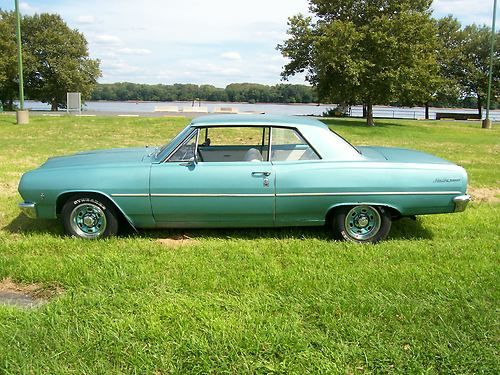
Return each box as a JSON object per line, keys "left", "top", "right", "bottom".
{"left": 194, "top": 128, "right": 200, "bottom": 163}
{"left": 163, "top": 128, "right": 199, "bottom": 163}
{"left": 189, "top": 125, "right": 272, "bottom": 164}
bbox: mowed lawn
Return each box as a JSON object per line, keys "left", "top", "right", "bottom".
{"left": 0, "top": 114, "right": 498, "bottom": 373}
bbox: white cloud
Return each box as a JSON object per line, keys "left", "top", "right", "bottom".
{"left": 102, "top": 61, "right": 143, "bottom": 74}
{"left": 11, "top": 0, "right": 495, "bottom": 86}
{"left": 75, "top": 15, "right": 96, "bottom": 24}
{"left": 116, "top": 48, "right": 152, "bottom": 55}
{"left": 19, "top": 2, "right": 37, "bottom": 15}
{"left": 433, "top": 0, "right": 496, "bottom": 25}
{"left": 93, "top": 34, "right": 122, "bottom": 45}
{"left": 221, "top": 51, "right": 241, "bottom": 60}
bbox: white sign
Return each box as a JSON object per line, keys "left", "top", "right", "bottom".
{"left": 67, "top": 92, "right": 81, "bottom": 114}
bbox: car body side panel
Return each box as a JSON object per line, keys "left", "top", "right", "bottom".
{"left": 150, "top": 161, "right": 275, "bottom": 227}
{"left": 273, "top": 161, "right": 467, "bottom": 225}
{"left": 18, "top": 164, "right": 154, "bottom": 227}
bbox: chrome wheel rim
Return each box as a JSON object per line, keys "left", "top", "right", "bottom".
{"left": 69, "top": 203, "right": 107, "bottom": 238}
{"left": 345, "top": 205, "right": 381, "bottom": 241}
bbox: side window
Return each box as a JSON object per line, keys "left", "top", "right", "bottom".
{"left": 168, "top": 130, "right": 198, "bottom": 162}
{"left": 271, "top": 128, "right": 319, "bottom": 161}
{"left": 197, "top": 127, "right": 270, "bottom": 163}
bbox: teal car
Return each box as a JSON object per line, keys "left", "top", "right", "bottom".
{"left": 18, "top": 115, "right": 470, "bottom": 242}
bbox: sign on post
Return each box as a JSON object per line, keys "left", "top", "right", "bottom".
{"left": 66, "top": 92, "right": 82, "bottom": 114}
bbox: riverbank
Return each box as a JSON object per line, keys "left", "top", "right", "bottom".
{"left": 6, "top": 100, "right": 500, "bottom": 120}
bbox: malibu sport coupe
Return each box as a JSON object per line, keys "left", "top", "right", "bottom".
{"left": 18, "top": 115, "right": 470, "bottom": 243}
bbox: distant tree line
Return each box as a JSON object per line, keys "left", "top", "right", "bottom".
{"left": 90, "top": 81, "right": 487, "bottom": 108}
{"left": 0, "top": 10, "right": 100, "bottom": 110}
{"left": 91, "top": 82, "right": 318, "bottom": 104}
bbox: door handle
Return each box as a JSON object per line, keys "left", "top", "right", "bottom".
{"left": 252, "top": 171, "right": 271, "bottom": 176}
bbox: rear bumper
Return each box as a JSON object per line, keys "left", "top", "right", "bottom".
{"left": 19, "top": 202, "right": 37, "bottom": 218}
{"left": 453, "top": 195, "right": 471, "bottom": 213}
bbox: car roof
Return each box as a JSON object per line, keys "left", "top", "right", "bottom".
{"left": 190, "top": 114, "right": 328, "bottom": 129}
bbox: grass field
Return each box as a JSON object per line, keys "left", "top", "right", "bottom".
{"left": 0, "top": 114, "right": 498, "bottom": 373}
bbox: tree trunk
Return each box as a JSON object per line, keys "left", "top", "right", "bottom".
{"left": 425, "top": 102, "right": 430, "bottom": 120}
{"left": 362, "top": 104, "right": 367, "bottom": 118}
{"left": 51, "top": 100, "right": 58, "bottom": 111}
{"left": 477, "top": 93, "right": 482, "bottom": 119}
{"left": 366, "top": 102, "right": 375, "bottom": 126}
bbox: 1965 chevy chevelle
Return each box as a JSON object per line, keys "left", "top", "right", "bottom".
{"left": 18, "top": 115, "right": 470, "bottom": 242}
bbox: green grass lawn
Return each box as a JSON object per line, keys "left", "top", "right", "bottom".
{"left": 0, "top": 114, "right": 498, "bottom": 373}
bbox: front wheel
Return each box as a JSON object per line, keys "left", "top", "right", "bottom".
{"left": 332, "top": 205, "right": 392, "bottom": 243}
{"left": 61, "top": 195, "right": 119, "bottom": 239}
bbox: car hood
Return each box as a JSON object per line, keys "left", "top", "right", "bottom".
{"left": 357, "top": 146, "right": 453, "bottom": 164}
{"left": 39, "top": 147, "right": 154, "bottom": 169}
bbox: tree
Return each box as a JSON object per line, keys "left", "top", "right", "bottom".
{"left": 0, "top": 10, "right": 23, "bottom": 109}
{"left": 432, "top": 16, "right": 464, "bottom": 115}
{"left": 22, "top": 13, "right": 100, "bottom": 110}
{"left": 277, "top": 0, "right": 439, "bottom": 126}
{"left": 460, "top": 24, "right": 500, "bottom": 118}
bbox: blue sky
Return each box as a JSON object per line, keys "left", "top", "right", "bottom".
{"left": 0, "top": 0, "right": 497, "bottom": 86}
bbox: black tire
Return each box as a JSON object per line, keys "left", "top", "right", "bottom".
{"left": 61, "top": 195, "right": 119, "bottom": 239}
{"left": 331, "top": 205, "right": 392, "bottom": 243}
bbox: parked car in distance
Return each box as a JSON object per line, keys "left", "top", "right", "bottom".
{"left": 18, "top": 115, "right": 470, "bottom": 242}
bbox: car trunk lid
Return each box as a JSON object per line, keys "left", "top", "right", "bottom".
{"left": 358, "top": 146, "right": 453, "bottom": 164}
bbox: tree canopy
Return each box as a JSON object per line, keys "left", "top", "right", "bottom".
{"left": 434, "top": 17, "right": 499, "bottom": 117}
{"left": 460, "top": 24, "right": 500, "bottom": 117}
{"left": 0, "top": 10, "right": 100, "bottom": 110}
{"left": 0, "top": 11, "right": 19, "bottom": 108}
{"left": 278, "top": 0, "right": 439, "bottom": 125}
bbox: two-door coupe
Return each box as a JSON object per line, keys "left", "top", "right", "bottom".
{"left": 18, "top": 115, "right": 470, "bottom": 242}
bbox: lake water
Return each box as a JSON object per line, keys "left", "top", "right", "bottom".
{"left": 20, "top": 100, "right": 500, "bottom": 121}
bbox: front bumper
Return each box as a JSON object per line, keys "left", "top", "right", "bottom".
{"left": 19, "top": 202, "right": 37, "bottom": 219}
{"left": 453, "top": 195, "right": 471, "bottom": 213}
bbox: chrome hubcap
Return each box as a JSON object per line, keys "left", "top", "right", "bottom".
{"left": 70, "top": 203, "right": 107, "bottom": 238}
{"left": 345, "top": 206, "right": 381, "bottom": 241}
{"left": 356, "top": 215, "right": 369, "bottom": 228}
{"left": 83, "top": 216, "right": 96, "bottom": 227}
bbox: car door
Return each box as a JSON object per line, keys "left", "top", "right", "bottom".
{"left": 271, "top": 127, "right": 325, "bottom": 226}
{"left": 150, "top": 127, "right": 275, "bottom": 227}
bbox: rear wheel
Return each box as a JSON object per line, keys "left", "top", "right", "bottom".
{"left": 61, "top": 195, "right": 119, "bottom": 239}
{"left": 332, "top": 205, "right": 391, "bottom": 243}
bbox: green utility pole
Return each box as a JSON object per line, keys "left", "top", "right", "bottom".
{"left": 483, "top": 0, "right": 497, "bottom": 129}
{"left": 14, "top": 0, "right": 24, "bottom": 109}
{"left": 14, "top": 0, "right": 28, "bottom": 123}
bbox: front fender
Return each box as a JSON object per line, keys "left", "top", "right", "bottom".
{"left": 56, "top": 190, "right": 140, "bottom": 231}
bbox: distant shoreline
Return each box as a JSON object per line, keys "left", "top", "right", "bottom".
{"left": 88, "top": 100, "right": 330, "bottom": 106}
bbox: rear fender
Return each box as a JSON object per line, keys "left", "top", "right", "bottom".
{"left": 325, "top": 202, "right": 402, "bottom": 222}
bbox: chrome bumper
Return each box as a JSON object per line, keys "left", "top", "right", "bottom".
{"left": 453, "top": 195, "right": 471, "bottom": 213}
{"left": 19, "top": 202, "right": 37, "bottom": 218}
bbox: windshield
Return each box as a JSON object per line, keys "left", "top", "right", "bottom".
{"left": 154, "top": 124, "right": 192, "bottom": 161}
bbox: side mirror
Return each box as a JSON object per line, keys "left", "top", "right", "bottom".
{"left": 179, "top": 157, "right": 196, "bottom": 167}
